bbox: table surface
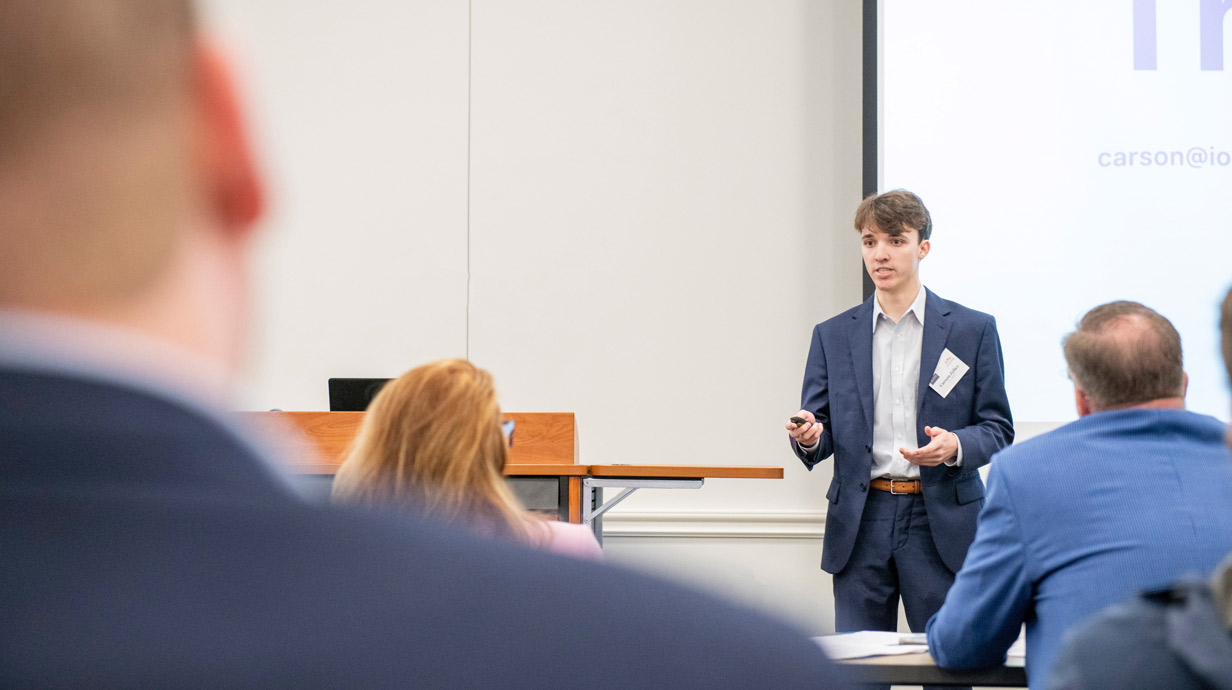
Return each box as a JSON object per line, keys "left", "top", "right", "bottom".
{"left": 839, "top": 652, "right": 1026, "bottom": 687}
{"left": 499, "top": 464, "right": 784, "bottom": 479}
{"left": 504, "top": 463, "right": 589, "bottom": 476}
{"left": 585, "top": 464, "right": 783, "bottom": 479}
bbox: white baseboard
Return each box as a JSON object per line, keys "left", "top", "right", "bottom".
{"left": 600, "top": 510, "right": 826, "bottom": 539}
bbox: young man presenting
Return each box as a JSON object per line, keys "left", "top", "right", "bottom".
{"left": 786, "top": 190, "right": 1013, "bottom": 637}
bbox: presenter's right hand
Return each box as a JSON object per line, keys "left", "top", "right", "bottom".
{"left": 786, "top": 410, "right": 823, "bottom": 448}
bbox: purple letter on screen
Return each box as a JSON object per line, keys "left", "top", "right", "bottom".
{"left": 1202, "top": 0, "right": 1232, "bottom": 70}
{"left": 1134, "top": 0, "right": 1157, "bottom": 70}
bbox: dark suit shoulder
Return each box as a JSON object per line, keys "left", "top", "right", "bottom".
{"left": 814, "top": 297, "right": 874, "bottom": 333}
{"left": 0, "top": 368, "right": 297, "bottom": 499}
{"left": 925, "top": 290, "right": 996, "bottom": 326}
{"left": 1, "top": 478, "right": 845, "bottom": 690}
{"left": 1, "top": 368, "right": 848, "bottom": 689}
{"left": 813, "top": 292, "right": 997, "bottom": 333}
{"left": 1048, "top": 582, "right": 1231, "bottom": 690}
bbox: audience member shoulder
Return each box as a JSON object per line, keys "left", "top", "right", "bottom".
{"left": 308, "top": 503, "right": 845, "bottom": 689}
{"left": 1047, "top": 581, "right": 1230, "bottom": 690}
{"left": 1175, "top": 409, "right": 1232, "bottom": 445}
{"left": 980, "top": 424, "right": 1067, "bottom": 472}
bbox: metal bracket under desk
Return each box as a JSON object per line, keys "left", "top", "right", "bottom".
{"left": 582, "top": 477, "right": 703, "bottom": 545}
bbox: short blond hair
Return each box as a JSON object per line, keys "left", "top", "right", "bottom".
{"left": 332, "top": 359, "right": 545, "bottom": 545}
{"left": 0, "top": 1, "right": 195, "bottom": 307}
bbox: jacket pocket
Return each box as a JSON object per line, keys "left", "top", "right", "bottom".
{"left": 954, "top": 474, "right": 985, "bottom": 505}
{"left": 826, "top": 478, "right": 841, "bottom": 505}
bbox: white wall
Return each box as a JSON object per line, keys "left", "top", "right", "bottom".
{"left": 203, "top": 0, "right": 864, "bottom": 635}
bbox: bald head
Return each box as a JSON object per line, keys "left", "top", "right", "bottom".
{"left": 0, "top": 1, "right": 196, "bottom": 307}
{"left": 1063, "top": 301, "right": 1185, "bottom": 413}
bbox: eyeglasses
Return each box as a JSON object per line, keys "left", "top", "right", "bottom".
{"left": 501, "top": 420, "right": 515, "bottom": 447}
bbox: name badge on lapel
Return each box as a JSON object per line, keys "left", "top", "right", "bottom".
{"left": 929, "top": 348, "right": 969, "bottom": 398}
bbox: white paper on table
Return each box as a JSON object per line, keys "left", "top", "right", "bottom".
{"left": 811, "top": 631, "right": 931, "bottom": 660}
{"left": 1007, "top": 627, "right": 1027, "bottom": 658}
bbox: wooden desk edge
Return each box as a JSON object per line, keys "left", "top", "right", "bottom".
{"left": 284, "top": 464, "right": 777, "bottom": 479}
{"left": 585, "top": 464, "right": 783, "bottom": 479}
{"left": 504, "top": 464, "right": 589, "bottom": 476}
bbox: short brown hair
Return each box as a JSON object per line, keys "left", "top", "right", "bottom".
{"left": 1062, "top": 301, "right": 1185, "bottom": 411}
{"left": 853, "top": 189, "right": 933, "bottom": 240}
{"left": 0, "top": 1, "right": 195, "bottom": 307}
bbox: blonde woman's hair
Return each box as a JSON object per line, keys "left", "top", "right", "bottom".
{"left": 332, "top": 359, "right": 543, "bottom": 544}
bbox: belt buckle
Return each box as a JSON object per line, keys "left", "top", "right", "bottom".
{"left": 890, "top": 479, "right": 909, "bottom": 495}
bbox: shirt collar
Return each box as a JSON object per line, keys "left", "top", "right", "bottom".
{"left": 0, "top": 308, "right": 232, "bottom": 403}
{"left": 872, "top": 286, "right": 927, "bottom": 332}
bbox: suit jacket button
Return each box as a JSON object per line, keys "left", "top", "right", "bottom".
{"left": 860, "top": 482, "right": 867, "bottom": 491}
{"left": 865, "top": 445, "right": 872, "bottom": 453}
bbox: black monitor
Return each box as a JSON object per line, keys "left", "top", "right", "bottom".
{"left": 327, "top": 378, "right": 391, "bottom": 411}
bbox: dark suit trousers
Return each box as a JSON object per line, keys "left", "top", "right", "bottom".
{"left": 833, "top": 489, "right": 965, "bottom": 690}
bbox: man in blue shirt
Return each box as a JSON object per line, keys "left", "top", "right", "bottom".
{"left": 926, "top": 300, "right": 1232, "bottom": 690}
{"left": 1043, "top": 287, "right": 1232, "bottom": 690}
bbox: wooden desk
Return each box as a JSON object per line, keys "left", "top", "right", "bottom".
{"left": 238, "top": 412, "right": 784, "bottom": 529}
{"left": 840, "top": 652, "right": 1026, "bottom": 687}
{"left": 237, "top": 411, "right": 579, "bottom": 472}
{"left": 505, "top": 464, "right": 588, "bottom": 476}
{"left": 238, "top": 410, "right": 588, "bottom": 523}
{"left": 587, "top": 464, "right": 782, "bottom": 479}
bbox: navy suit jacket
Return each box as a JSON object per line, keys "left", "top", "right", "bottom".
{"left": 0, "top": 366, "right": 847, "bottom": 689}
{"left": 926, "top": 409, "right": 1232, "bottom": 690}
{"left": 793, "top": 289, "right": 1013, "bottom": 574}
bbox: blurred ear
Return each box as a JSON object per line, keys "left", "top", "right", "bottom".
{"left": 918, "top": 239, "right": 930, "bottom": 260}
{"left": 191, "top": 40, "right": 264, "bottom": 233}
{"left": 1074, "top": 387, "right": 1092, "bottom": 417}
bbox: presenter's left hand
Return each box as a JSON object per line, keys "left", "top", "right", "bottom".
{"left": 899, "top": 426, "right": 958, "bottom": 466}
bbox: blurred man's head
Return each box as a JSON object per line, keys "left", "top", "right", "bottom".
{"left": 1062, "top": 301, "right": 1186, "bottom": 416}
{"left": 0, "top": 1, "right": 263, "bottom": 373}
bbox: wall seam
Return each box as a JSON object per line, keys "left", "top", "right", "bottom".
{"left": 465, "top": 0, "right": 473, "bottom": 359}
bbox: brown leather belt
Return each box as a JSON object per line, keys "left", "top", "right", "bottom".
{"left": 871, "top": 477, "right": 922, "bottom": 494}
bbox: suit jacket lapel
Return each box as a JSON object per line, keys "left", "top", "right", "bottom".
{"left": 918, "top": 288, "right": 952, "bottom": 418}
{"left": 849, "top": 297, "right": 875, "bottom": 433}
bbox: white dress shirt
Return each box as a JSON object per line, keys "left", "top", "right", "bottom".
{"left": 869, "top": 287, "right": 927, "bottom": 479}
{"left": 869, "top": 287, "right": 962, "bottom": 479}
{"left": 800, "top": 286, "right": 961, "bottom": 477}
